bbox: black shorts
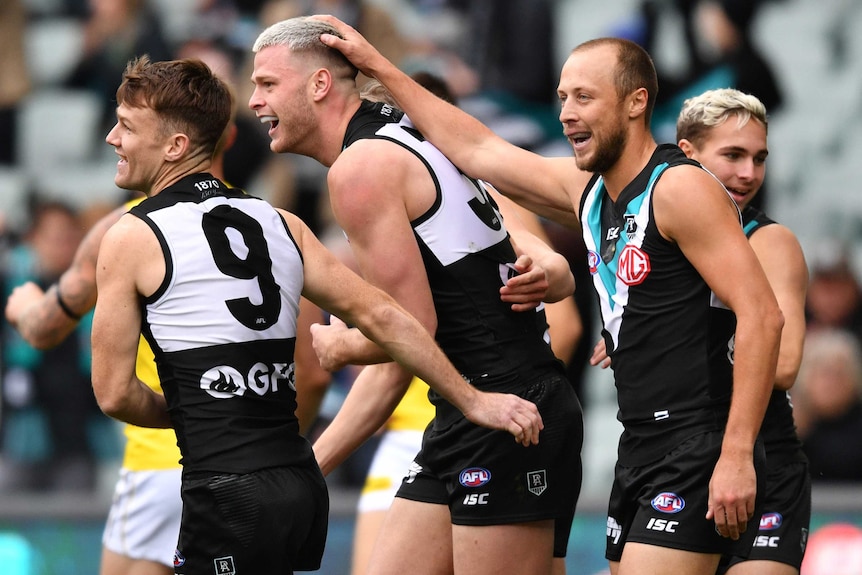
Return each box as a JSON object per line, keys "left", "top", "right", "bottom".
{"left": 396, "top": 372, "right": 583, "bottom": 557}
{"left": 175, "top": 463, "right": 328, "bottom": 575}
{"left": 605, "top": 431, "right": 766, "bottom": 561}
{"left": 719, "top": 459, "right": 811, "bottom": 571}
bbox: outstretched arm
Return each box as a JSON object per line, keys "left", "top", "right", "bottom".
{"left": 313, "top": 14, "right": 588, "bottom": 228}
{"left": 285, "top": 210, "right": 543, "bottom": 466}
{"left": 5, "top": 205, "right": 125, "bottom": 348}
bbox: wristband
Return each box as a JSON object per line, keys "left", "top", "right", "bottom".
{"left": 55, "top": 284, "right": 82, "bottom": 320}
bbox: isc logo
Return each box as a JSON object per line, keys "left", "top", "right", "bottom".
{"left": 463, "top": 493, "right": 489, "bottom": 505}
{"left": 651, "top": 492, "right": 685, "bottom": 514}
{"left": 759, "top": 512, "right": 783, "bottom": 530}
{"left": 754, "top": 536, "right": 780, "bottom": 548}
{"left": 459, "top": 467, "right": 491, "bottom": 487}
{"left": 646, "top": 518, "right": 679, "bottom": 533}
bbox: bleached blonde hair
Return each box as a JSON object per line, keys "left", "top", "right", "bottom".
{"left": 676, "top": 88, "right": 768, "bottom": 146}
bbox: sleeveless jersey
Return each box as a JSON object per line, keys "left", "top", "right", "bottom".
{"left": 742, "top": 205, "right": 807, "bottom": 467}
{"left": 343, "top": 101, "right": 563, "bottom": 421}
{"left": 131, "top": 173, "right": 313, "bottom": 474}
{"left": 579, "top": 144, "right": 737, "bottom": 466}
{"left": 120, "top": 197, "right": 181, "bottom": 470}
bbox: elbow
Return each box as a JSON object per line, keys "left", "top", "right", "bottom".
{"left": 93, "top": 381, "right": 125, "bottom": 420}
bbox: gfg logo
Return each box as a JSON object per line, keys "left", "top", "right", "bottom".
{"left": 200, "top": 362, "right": 294, "bottom": 399}
{"left": 459, "top": 467, "right": 491, "bottom": 487}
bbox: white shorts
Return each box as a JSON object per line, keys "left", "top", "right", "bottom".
{"left": 102, "top": 467, "right": 183, "bottom": 567}
{"left": 357, "top": 430, "right": 424, "bottom": 513}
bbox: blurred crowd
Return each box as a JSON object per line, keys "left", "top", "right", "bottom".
{"left": 1, "top": 0, "right": 861, "bottom": 497}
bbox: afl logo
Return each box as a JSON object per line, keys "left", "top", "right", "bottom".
{"left": 587, "top": 250, "right": 600, "bottom": 275}
{"left": 617, "top": 244, "right": 650, "bottom": 285}
{"left": 651, "top": 492, "right": 685, "bottom": 514}
{"left": 459, "top": 467, "right": 491, "bottom": 487}
{"left": 760, "top": 512, "right": 783, "bottom": 530}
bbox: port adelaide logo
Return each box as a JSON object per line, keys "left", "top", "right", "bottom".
{"left": 527, "top": 470, "right": 547, "bottom": 496}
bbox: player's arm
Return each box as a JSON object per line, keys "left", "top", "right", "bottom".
{"left": 500, "top": 193, "right": 583, "bottom": 360}
{"left": 655, "top": 166, "right": 783, "bottom": 540}
{"left": 748, "top": 224, "right": 808, "bottom": 390}
{"left": 310, "top": 140, "right": 439, "bottom": 372}
{"left": 282, "top": 210, "right": 543, "bottom": 472}
{"left": 91, "top": 215, "right": 170, "bottom": 428}
{"left": 5, "top": 205, "right": 125, "bottom": 349}
{"left": 314, "top": 14, "right": 588, "bottom": 228}
{"left": 491, "top": 186, "right": 575, "bottom": 308}
{"left": 293, "top": 296, "right": 332, "bottom": 435}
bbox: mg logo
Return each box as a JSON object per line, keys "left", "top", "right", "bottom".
{"left": 617, "top": 244, "right": 650, "bottom": 285}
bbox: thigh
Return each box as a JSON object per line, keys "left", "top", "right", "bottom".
{"left": 453, "top": 520, "right": 554, "bottom": 575}
{"left": 367, "top": 497, "right": 453, "bottom": 575}
{"left": 100, "top": 547, "right": 173, "bottom": 575}
{"left": 619, "top": 542, "right": 720, "bottom": 575}
{"left": 102, "top": 468, "right": 182, "bottom": 568}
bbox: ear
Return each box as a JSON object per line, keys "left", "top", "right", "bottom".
{"left": 164, "top": 132, "right": 191, "bottom": 162}
{"left": 628, "top": 87, "right": 648, "bottom": 120}
{"left": 310, "top": 68, "right": 333, "bottom": 102}
{"left": 677, "top": 138, "right": 696, "bottom": 158}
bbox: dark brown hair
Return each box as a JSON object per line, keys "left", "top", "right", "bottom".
{"left": 116, "top": 56, "right": 233, "bottom": 159}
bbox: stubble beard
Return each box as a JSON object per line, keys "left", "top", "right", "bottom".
{"left": 577, "top": 122, "right": 627, "bottom": 174}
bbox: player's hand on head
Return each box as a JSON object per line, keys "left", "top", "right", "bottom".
{"left": 311, "top": 14, "right": 381, "bottom": 75}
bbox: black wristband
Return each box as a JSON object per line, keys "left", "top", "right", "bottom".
{"left": 55, "top": 284, "right": 82, "bottom": 320}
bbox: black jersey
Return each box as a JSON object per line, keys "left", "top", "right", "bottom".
{"left": 343, "top": 101, "right": 563, "bottom": 407}
{"left": 580, "top": 144, "right": 737, "bottom": 466}
{"left": 131, "top": 173, "right": 313, "bottom": 474}
{"left": 742, "top": 205, "right": 807, "bottom": 466}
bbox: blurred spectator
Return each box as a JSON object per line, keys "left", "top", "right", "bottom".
{"left": 0, "top": 0, "right": 31, "bottom": 165}
{"left": 792, "top": 328, "right": 862, "bottom": 483}
{"left": 0, "top": 200, "right": 114, "bottom": 492}
{"left": 634, "top": 0, "right": 786, "bottom": 150}
{"left": 801, "top": 522, "right": 862, "bottom": 575}
{"left": 445, "top": 0, "right": 562, "bottom": 148}
{"left": 805, "top": 242, "right": 862, "bottom": 344}
{"left": 65, "top": 0, "right": 173, "bottom": 132}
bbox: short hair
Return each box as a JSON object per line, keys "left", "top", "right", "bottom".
{"left": 252, "top": 17, "right": 358, "bottom": 82}
{"left": 116, "top": 56, "right": 233, "bottom": 160}
{"left": 573, "top": 37, "right": 658, "bottom": 126}
{"left": 676, "top": 88, "right": 768, "bottom": 146}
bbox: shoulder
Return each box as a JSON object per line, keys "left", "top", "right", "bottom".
{"left": 749, "top": 221, "right": 807, "bottom": 269}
